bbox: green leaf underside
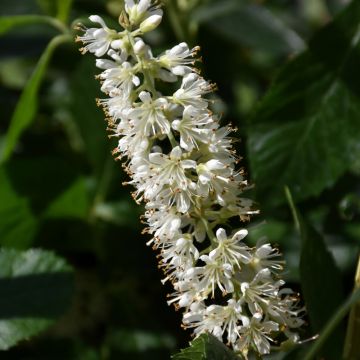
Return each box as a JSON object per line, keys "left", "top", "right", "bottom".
{"left": 172, "top": 334, "right": 240, "bottom": 360}
{"left": 0, "top": 248, "right": 73, "bottom": 350}
{"left": 193, "top": 1, "right": 305, "bottom": 55}
{"left": 1, "top": 34, "right": 71, "bottom": 163}
{"left": 248, "top": 0, "right": 360, "bottom": 205}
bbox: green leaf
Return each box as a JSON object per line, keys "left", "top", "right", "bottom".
{"left": 0, "top": 167, "right": 38, "bottom": 249}
{"left": 286, "top": 188, "right": 345, "bottom": 360}
{"left": 0, "top": 15, "right": 66, "bottom": 36}
{"left": 4, "top": 157, "right": 83, "bottom": 214}
{"left": 93, "top": 200, "right": 142, "bottom": 227}
{"left": 45, "top": 177, "right": 89, "bottom": 219}
{"left": 172, "top": 334, "right": 240, "bottom": 360}
{"left": 1, "top": 34, "right": 71, "bottom": 163}
{"left": 0, "top": 248, "right": 73, "bottom": 350}
{"left": 193, "top": 1, "right": 305, "bottom": 56}
{"left": 0, "top": 202, "right": 38, "bottom": 249}
{"left": 299, "top": 217, "right": 345, "bottom": 359}
{"left": 248, "top": 1, "right": 360, "bottom": 205}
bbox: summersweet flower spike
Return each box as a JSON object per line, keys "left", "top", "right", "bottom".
{"left": 76, "top": 1, "right": 304, "bottom": 358}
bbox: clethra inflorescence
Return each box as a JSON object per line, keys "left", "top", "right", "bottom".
{"left": 76, "top": 1, "right": 304, "bottom": 358}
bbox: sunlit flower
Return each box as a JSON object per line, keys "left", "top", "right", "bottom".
{"left": 77, "top": 1, "right": 303, "bottom": 356}
{"left": 76, "top": 15, "right": 118, "bottom": 57}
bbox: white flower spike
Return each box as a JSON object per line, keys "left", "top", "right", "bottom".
{"left": 76, "top": 1, "right": 303, "bottom": 357}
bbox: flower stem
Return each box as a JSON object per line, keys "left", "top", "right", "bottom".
{"left": 90, "top": 156, "right": 115, "bottom": 223}
{"left": 343, "top": 254, "right": 360, "bottom": 359}
{"left": 200, "top": 216, "right": 217, "bottom": 245}
{"left": 165, "top": 0, "right": 187, "bottom": 41}
{"left": 304, "top": 286, "right": 360, "bottom": 360}
{"left": 127, "top": 30, "right": 179, "bottom": 148}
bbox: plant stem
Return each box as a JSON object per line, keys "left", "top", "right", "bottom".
{"left": 90, "top": 156, "right": 114, "bottom": 223}
{"left": 127, "top": 30, "right": 179, "bottom": 148}
{"left": 165, "top": 0, "right": 187, "bottom": 41}
{"left": 201, "top": 216, "right": 217, "bottom": 245}
{"left": 304, "top": 287, "right": 360, "bottom": 360}
{"left": 46, "top": 16, "right": 70, "bottom": 34}
{"left": 56, "top": 0, "right": 74, "bottom": 24}
{"left": 285, "top": 186, "right": 300, "bottom": 232}
{"left": 343, "top": 254, "right": 360, "bottom": 360}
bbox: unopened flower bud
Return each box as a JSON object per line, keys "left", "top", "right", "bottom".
{"left": 139, "top": 14, "right": 162, "bottom": 33}
{"left": 134, "top": 39, "right": 146, "bottom": 54}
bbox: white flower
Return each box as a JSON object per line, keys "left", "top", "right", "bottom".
{"left": 172, "top": 106, "right": 217, "bottom": 151}
{"left": 148, "top": 146, "right": 196, "bottom": 192}
{"left": 100, "top": 61, "right": 140, "bottom": 95}
{"left": 251, "top": 242, "right": 285, "bottom": 273}
{"left": 96, "top": 49, "right": 129, "bottom": 69}
{"left": 220, "top": 195, "right": 259, "bottom": 222}
{"left": 267, "top": 293, "right": 304, "bottom": 328}
{"left": 210, "top": 228, "right": 251, "bottom": 268}
{"left": 150, "top": 186, "right": 194, "bottom": 213}
{"left": 187, "top": 254, "right": 235, "bottom": 297}
{"left": 145, "top": 208, "right": 182, "bottom": 242}
{"left": 183, "top": 304, "right": 225, "bottom": 340}
{"left": 125, "top": 0, "right": 163, "bottom": 26}
{"left": 158, "top": 42, "right": 198, "bottom": 76}
{"left": 240, "top": 268, "right": 283, "bottom": 315}
{"left": 161, "top": 233, "right": 199, "bottom": 265}
{"left": 235, "top": 313, "right": 279, "bottom": 356}
{"left": 168, "top": 280, "right": 205, "bottom": 308}
{"left": 117, "top": 122, "right": 149, "bottom": 157}
{"left": 76, "top": 15, "right": 117, "bottom": 57}
{"left": 196, "top": 159, "right": 240, "bottom": 205}
{"left": 172, "top": 73, "right": 213, "bottom": 109}
{"left": 207, "top": 126, "right": 234, "bottom": 158}
{"left": 97, "top": 92, "right": 131, "bottom": 120}
{"left": 128, "top": 92, "right": 171, "bottom": 136}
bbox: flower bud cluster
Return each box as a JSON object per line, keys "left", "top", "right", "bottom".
{"left": 76, "top": 1, "right": 303, "bottom": 357}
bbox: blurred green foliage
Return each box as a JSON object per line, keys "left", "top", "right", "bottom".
{"left": 1, "top": 0, "right": 360, "bottom": 359}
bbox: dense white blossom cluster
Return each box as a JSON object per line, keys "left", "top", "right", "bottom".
{"left": 76, "top": 1, "right": 303, "bottom": 357}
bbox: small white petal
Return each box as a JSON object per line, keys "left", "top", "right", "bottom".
{"left": 232, "top": 229, "right": 248, "bottom": 242}
{"left": 216, "top": 228, "right": 227, "bottom": 242}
